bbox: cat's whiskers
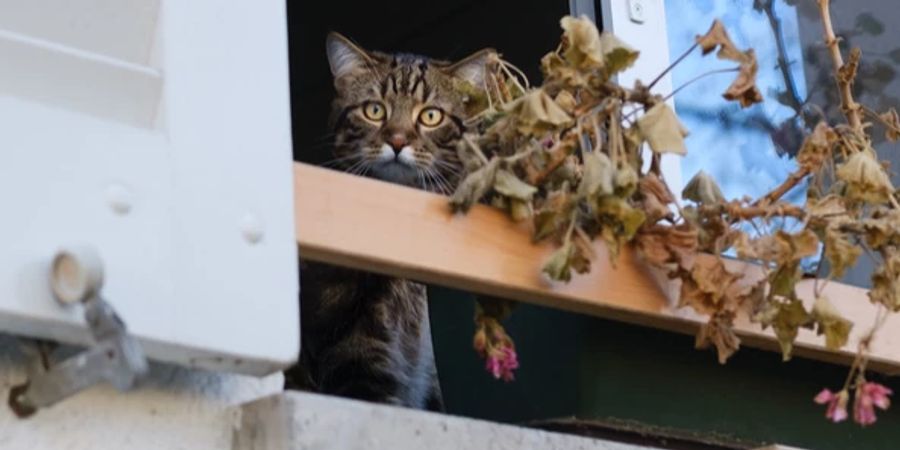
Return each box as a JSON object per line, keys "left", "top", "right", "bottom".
{"left": 433, "top": 170, "right": 454, "bottom": 195}
{"left": 344, "top": 157, "right": 372, "bottom": 176}
{"left": 322, "top": 152, "right": 364, "bottom": 168}
{"left": 422, "top": 166, "right": 452, "bottom": 195}
{"left": 417, "top": 170, "right": 434, "bottom": 193}
{"left": 431, "top": 159, "right": 462, "bottom": 175}
{"left": 412, "top": 157, "right": 440, "bottom": 194}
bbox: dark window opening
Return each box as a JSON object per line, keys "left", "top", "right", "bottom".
{"left": 287, "top": 0, "right": 578, "bottom": 165}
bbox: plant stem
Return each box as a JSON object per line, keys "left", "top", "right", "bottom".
{"left": 862, "top": 105, "right": 900, "bottom": 135}
{"left": 499, "top": 59, "right": 530, "bottom": 90}
{"left": 662, "top": 68, "right": 740, "bottom": 103}
{"left": 753, "top": 167, "right": 810, "bottom": 207}
{"left": 503, "top": 144, "right": 539, "bottom": 164}
{"left": 464, "top": 134, "right": 490, "bottom": 165}
{"left": 816, "top": 0, "right": 863, "bottom": 132}
{"left": 564, "top": 208, "right": 578, "bottom": 243}
{"left": 648, "top": 42, "right": 699, "bottom": 91}
{"left": 701, "top": 203, "right": 805, "bottom": 220}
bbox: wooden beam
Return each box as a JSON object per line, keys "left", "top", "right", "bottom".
{"left": 293, "top": 162, "right": 900, "bottom": 373}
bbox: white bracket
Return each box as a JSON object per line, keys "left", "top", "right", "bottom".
{"left": 7, "top": 247, "right": 148, "bottom": 418}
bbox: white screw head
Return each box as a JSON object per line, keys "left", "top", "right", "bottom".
{"left": 50, "top": 246, "right": 104, "bottom": 304}
{"left": 106, "top": 184, "right": 134, "bottom": 215}
{"left": 240, "top": 213, "right": 264, "bottom": 244}
{"left": 628, "top": 0, "right": 647, "bottom": 24}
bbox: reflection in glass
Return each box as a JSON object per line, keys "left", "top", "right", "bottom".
{"left": 664, "top": 0, "right": 900, "bottom": 287}
{"left": 665, "top": 0, "right": 807, "bottom": 203}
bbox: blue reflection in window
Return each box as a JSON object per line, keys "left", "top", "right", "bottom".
{"left": 665, "top": 0, "right": 807, "bottom": 204}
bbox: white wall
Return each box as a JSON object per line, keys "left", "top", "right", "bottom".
{"left": 0, "top": 334, "right": 282, "bottom": 450}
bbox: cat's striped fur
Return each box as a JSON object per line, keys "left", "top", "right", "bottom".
{"left": 285, "top": 33, "right": 493, "bottom": 410}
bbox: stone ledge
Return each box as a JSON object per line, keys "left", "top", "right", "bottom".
{"left": 235, "top": 391, "right": 663, "bottom": 450}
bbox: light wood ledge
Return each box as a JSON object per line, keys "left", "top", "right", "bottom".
{"left": 293, "top": 162, "right": 900, "bottom": 374}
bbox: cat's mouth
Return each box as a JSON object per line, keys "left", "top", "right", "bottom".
{"left": 369, "top": 144, "right": 419, "bottom": 186}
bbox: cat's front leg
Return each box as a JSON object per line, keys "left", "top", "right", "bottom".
{"left": 317, "top": 338, "right": 408, "bottom": 406}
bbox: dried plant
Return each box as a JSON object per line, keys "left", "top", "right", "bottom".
{"left": 451, "top": 1, "right": 899, "bottom": 426}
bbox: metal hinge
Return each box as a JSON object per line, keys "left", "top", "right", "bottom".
{"left": 7, "top": 247, "right": 149, "bottom": 418}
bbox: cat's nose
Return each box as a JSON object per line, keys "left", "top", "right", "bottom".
{"left": 388, "top": 134, "right": 408, "bottom": 154}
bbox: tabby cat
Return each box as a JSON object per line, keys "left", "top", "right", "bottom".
{"left": 284, "top": 33, "right": 494, "bottom": 410}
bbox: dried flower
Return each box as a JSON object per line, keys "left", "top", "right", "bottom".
{"left": 854, "top": 381, "right": 892, "bottom": 426}
{"left": 485, "top": 345, "right": 519, "bottom": 382}
{"left": 814, "top": 389, "right": 849, "bottom": 423}
{"left": 473, "top": 302, "right": 519, "bottom": 382}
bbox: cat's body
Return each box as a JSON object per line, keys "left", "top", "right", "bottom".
{"left": 291, "top": 262, "right": 441, "bottom": 409}
{"left": 285, "top": 33, "right": 493, "bottom": 410}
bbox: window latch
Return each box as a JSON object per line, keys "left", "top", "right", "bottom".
{"left": 8, "top": 247, "right": 149, "bottom": 418}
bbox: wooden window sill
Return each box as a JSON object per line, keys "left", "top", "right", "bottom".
{"left": 293, "top": 162, "right": 900, "bottom": 374}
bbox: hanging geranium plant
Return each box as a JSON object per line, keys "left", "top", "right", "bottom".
{"left": 452, "top": 0, "right": 899, "bottom": 427}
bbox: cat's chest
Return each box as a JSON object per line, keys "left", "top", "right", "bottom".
{"left": 300, "top": 261, "right": 425, "bottom": 320}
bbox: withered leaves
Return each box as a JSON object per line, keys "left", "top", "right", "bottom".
{"left": 678, "top": 256, "right": 743, "bottom": 315}
{"left": 560, "top": 15, "right": 639, "bottom": 76}
{"left": 836, "top": 150, "right": 895, "bottom": 204}
{"left": 450, "top": 158, "right": 500, "bottom": 213}
{"left": 695, "top": 19, "right": 762, "bottom": 108}
{"left": 811, "top": 296, "right": 853, "bottom": 351}
{"left": 870, "top": 253, "right": 900, "bottom": 311}
{"left": 494, "top": 169, "right": 538, "bottom": 201}
{"left": 448, "top": 14, "right": 883, "bottom": 372}
{"left": 542, "top": 236, "right": 592, "bottom": 282}
{"left": 578, "top": 152, "right": 615, "bottom": 198}
{"left": 682, "top": 171, "right": 725, "bottom": 205}
{"left": 797, "top": 122, "right": 837, "bottom": 172}
{"left": 722, "top": 50, "right": 763, "bottom": 108}
{"left": 757, "top": 298, "right": 813, "bottom": 361}
{"left": 824, "top": 225, "right": 861, "bottom": 279}
{"left": 637, "top": 103, "right": 689, "bottom": 155}
{"left": 696, "top": 19, "right": 744, "bottom": 60}
{"left": 880, "top": 108, "right": 900, "bottom": 142}
{"left": 696, "top": 312, "right": 741, "bottom": 364}
{"left": 560, "top": 15, "right": 605, "bottom": 69}
{"left": 505, "top": 89, "right": 573, "bottom": 137}
{"left": 599, "top": 32, "right": 640, "bottom": 75}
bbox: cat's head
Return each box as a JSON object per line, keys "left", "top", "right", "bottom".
{"left": 326, "top": 32, "right": 494, "bottom": 191}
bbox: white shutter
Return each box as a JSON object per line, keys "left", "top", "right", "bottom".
{"left": 0, "top": 0, "right": 298, "bottom": 375}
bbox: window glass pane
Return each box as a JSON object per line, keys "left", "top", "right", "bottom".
{"left": 665, "top": 0, "right": 807, "bottom": 204}
{"left": 664, "top": 0, "right": 900, "bottom": 286}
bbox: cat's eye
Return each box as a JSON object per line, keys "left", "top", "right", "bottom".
{"left": 362, "top": 101, "right": 386, "bottom": 121}
{"left": 418, "top": 107, "right": 444, "bottom": 127}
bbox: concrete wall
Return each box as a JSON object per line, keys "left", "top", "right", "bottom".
{"left": 0, "top": 334, "right": 282, "bottom": 450}
{"left": 0, "top": 332, "right": 669, "bottom": 450}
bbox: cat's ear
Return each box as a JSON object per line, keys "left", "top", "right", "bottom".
{"left": 326, "top": 32, "right": 371, "bottom": 78}
{"left": 446, "top": 48, "right": 498, "bottom": 88}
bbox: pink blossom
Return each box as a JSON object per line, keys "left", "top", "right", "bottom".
{"left": 485, "top": 346, "right": 519, "bottom": 382}
{"left": 814, "top": 388, "right": 849, "bottom": 423}
{"left": 853, "top": 382, "right": 893, "bottom": 426}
